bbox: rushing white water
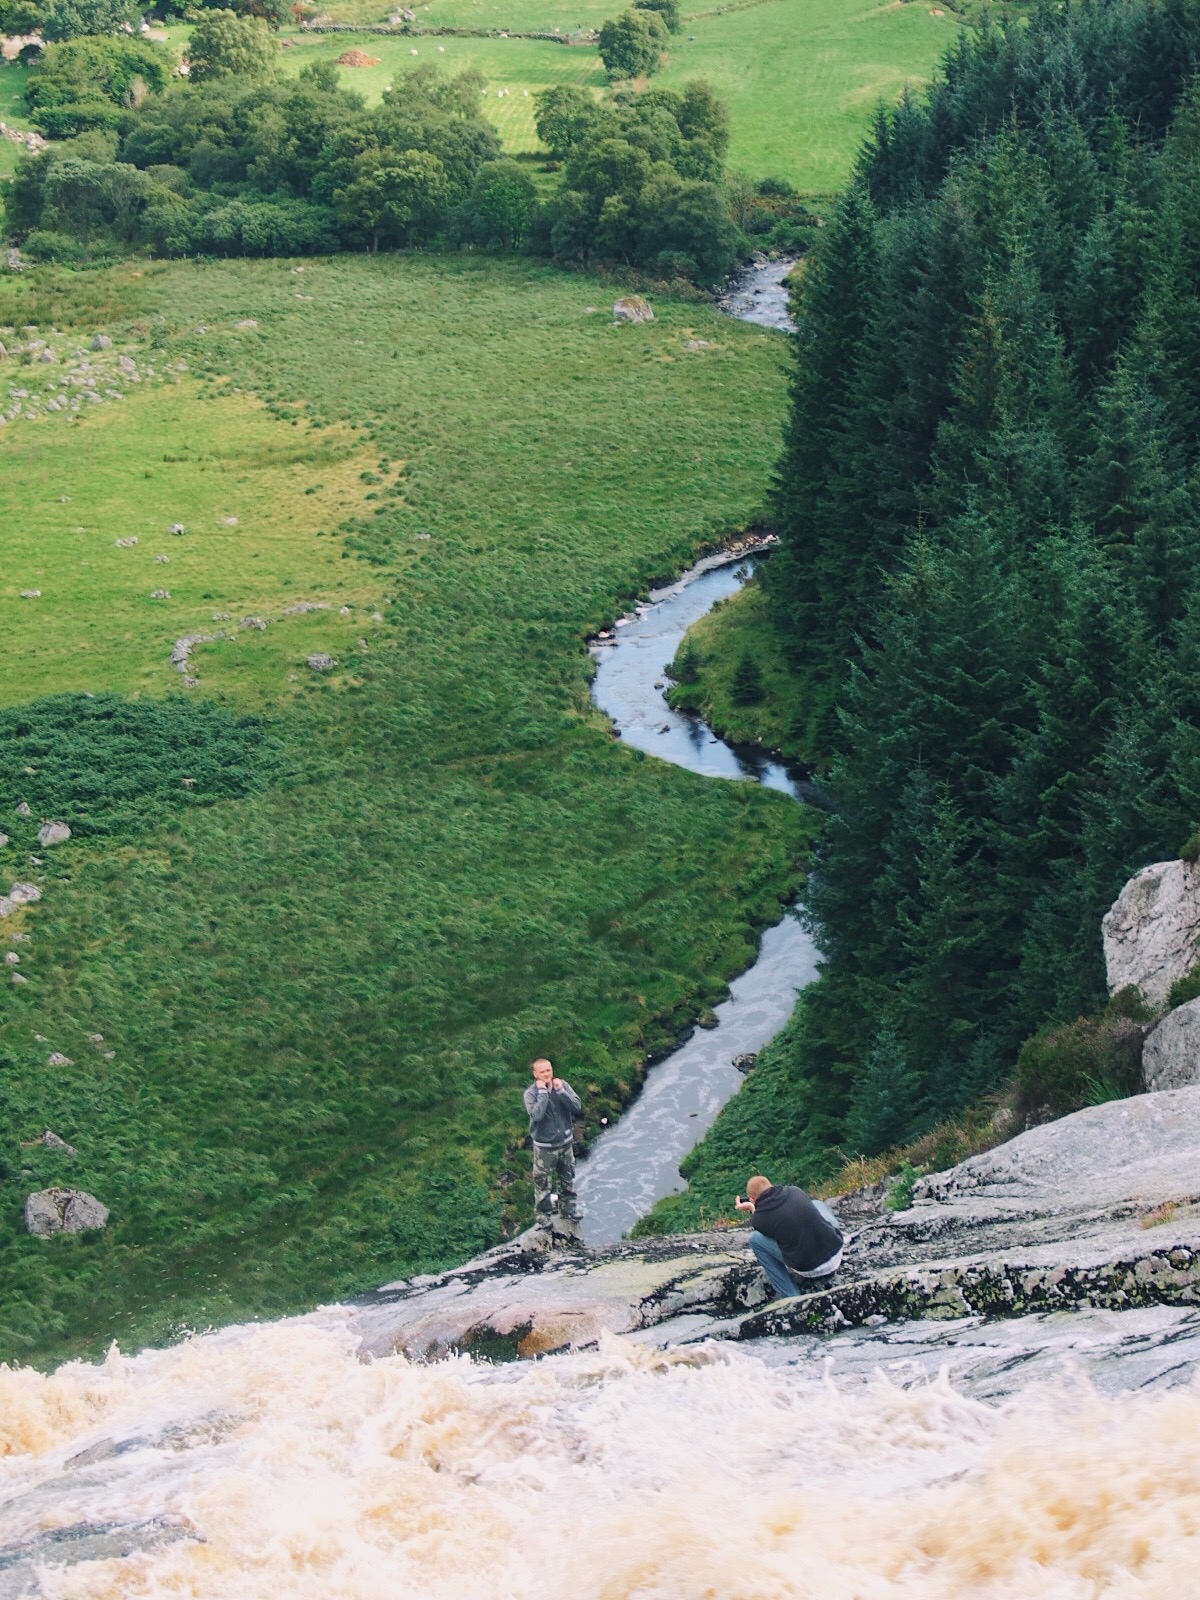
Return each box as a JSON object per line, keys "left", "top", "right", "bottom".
{"left": 2, "top": 1311, "right": 1199, "bottom": 1598}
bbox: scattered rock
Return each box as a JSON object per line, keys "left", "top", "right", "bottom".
{"left": 684, "top": 339, "right": 715, "bottom": 351}
{"left": 10, "top": 883, "right": 42, "bottom": 904}
{"left": 732, "top": 1053, "right": 758, "bottom": 1073}
{"left": 1103, "top": 859, "right": 1200, "bottom": 1008}
{"left": 239, "top": 616, "right": 268, "bottom": 631}
{"left": 149, "top": 589, "right": 170, "bottom": 600}
{"left": 117, "top": 355, "right": 136, "bottom": 374}
{"left": 40, "top": 1130, "right": 77, "bottom": 1155}
{"left": 234, "top": 318, "right": 259, "bottom": 330}
{"left": 0, "top": 898, "right": 14, "bottom": 918}
{"left": 19, "top": 590, "right": 40, "bottom": 599}
{"left": 37, "top": 348, "right": 55, "bottom": 363}
{"left": 4, "top": 951, "right": 16, "bottom": 964}
{"left": 306, "top": 653, "right": 337, "bottom": 672}
{"left": 339, "top": 605, "right": 352, "bottom": 616}
{"left": 154, "top": 554, "right": 170, "bottom": 564}
{"left": 115, "top": 536, "right": 138, "bottom": 548}
{"left": 221, "top": 516, "right": 238, "bottom": 526}
{"left": 25, "top": 1188, "right": 108, "bottom": 1237}
{"left": 91, "top": 334, "right": 112, "bottom": 351}
{"left": 88, "top": 1033, "right": 103, "bottom": 1044}
{"left": 180, "top": 777, "right": 196, "bottom": 789}
{"left": 170, "top": 632, "right": 223, "bottom": 676}
{"left": 280, "top": 600, "right": 329, "bottom": 616}
{"left": 168, "top": 522, "right": 185, "bottom": 535}
{"left": 36, "top": 822, "right": 70, "bottom": 847}
{"left": 47, "top": 1052, "right": 72, "bottom": 1067}
{"left": 14, "top": 802, "right": 31, "bottom": 816}
{"left": 613, "top": 294, "right": 654, "bottom": 324}
{"left": 1143, "top": 998, "right": 1200, "bottom": 1091}
{"left": 11, "top": 971, "right": 26, "bottom": 983}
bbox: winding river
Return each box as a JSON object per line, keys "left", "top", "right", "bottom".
{"left": 577, "top": 550, "right": 818, "bottom": 1245}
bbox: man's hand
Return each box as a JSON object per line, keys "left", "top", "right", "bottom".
{"left": 552, "top": 1078, "right": 564, "bottom": 1092}
{"left": 733, "top": 1195, "right": 754, "bottom": 1213}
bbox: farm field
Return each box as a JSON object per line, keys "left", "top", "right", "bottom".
{"left": 658, "top": 0, "right": 959, "bottom": 191}
{"left": 0, "top": 254, "right": 813, "bottom": 1365}
{"left": 279, "top": 29, "right": 606, "bottom": 151}
{"left": 280, "top": 0, "right": 959, "bottom": 186}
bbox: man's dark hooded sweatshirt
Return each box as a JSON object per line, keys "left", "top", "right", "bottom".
{"left": 750, "top": 1185, "right": 843, "bottom": 1272}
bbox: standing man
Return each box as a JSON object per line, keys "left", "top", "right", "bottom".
{"left": 523, "top": 1057, "right": 583, "bottom": 1240}
{"left": 734, "top": 1174, "right": 843, "bottom": 1301}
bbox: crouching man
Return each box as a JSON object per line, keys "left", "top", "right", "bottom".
{"left": 523, "top": 1057, "right": 583, "bottom": 1242}
{"left": 734, "top": 1174, "right": 843, "bottom": 1301}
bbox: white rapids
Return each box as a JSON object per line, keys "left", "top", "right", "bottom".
{"left": 2, "top": 1309, "right": 1199, "bottom": 1598}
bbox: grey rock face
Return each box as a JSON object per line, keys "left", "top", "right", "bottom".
{"left": 36, "top": 821, "right": 70, "bottom": 847}
{"left": 1103, "top": 858, "right": 1200, "bottom": 1007}
{"left": 1143, "top": 997, "right": 1200, "bottom": 1091}
{"left": 40, "top": 1129, "right": 77, "bottom": 1155}
{"left": 25, "top": 1188, "right": 109, "bottom": 1236}
{"left": 306, "top": 654, "right": 336, "bottom": 671}
{"left": 14, "top": 801, "right": 31, "bottom": 816}
{"left": 0, "top": 898, "right": 14, "bottom": 919}
{"left": 9, "top": 883, "right": 41, "bottom": 904}
{"left": 91, "top": 334, "right": 113, "bottom": 350}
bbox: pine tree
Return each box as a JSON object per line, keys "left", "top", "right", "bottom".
{"left": 730, "top": 652, "right": 764, "bottom": 705}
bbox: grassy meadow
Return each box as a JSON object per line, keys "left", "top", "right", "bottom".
{"left": 0, "top": 254, "right": 814, "bottom": 1363}
{"left": 278, "top": 0, "right": 958, "bottom": 187}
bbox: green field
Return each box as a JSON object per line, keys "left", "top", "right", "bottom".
{"left": 281, "top": 29, "right": 607, "bottom": 151}
{"left": 658, "top": 0, "right": 959, "bottom": 191}
{"left": 0, "top": 255, "right": 813, "bottom": 1364}
{"left": 281, "top": 0, "right": 958, "bottom": 186}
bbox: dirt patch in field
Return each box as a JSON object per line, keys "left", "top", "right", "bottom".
{"left": 335, "top": 48, "right": 381, "bottom": 65}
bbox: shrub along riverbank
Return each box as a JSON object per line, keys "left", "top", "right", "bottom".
{"left": 0, "top": 253, "right": 812, "bottom": 1365}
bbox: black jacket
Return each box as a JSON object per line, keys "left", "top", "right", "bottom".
{"left": 750, "top": 1185, "right": 843, "bottom": 1273}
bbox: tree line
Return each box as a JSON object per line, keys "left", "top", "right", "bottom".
{"left": 1, "top": 11, "right": 804, "bottom": 283}
{"left": 762, "top": 0, "right": 1200, "bottom": 1158}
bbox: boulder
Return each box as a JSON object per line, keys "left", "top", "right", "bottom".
{"left": 24, "top": 1188, "right": 108, "bottom": 1236}
{"left": 0, "top": 897, "right": 14, "bottom": 919}
{"left": 1143, "top": 997, "right": 1200, "bottom": 1091}
{"left": 1103, "top": 859, "right": 1200, "bottom": 1008}
{"left": 91, "top": 334, "right": 112, "bottom": 351}
{"left": 14, "top": 801, "right": 30, "bottom": 816}
{"left": 117, "top": 354, "right": 136, "bottom": 374}
{"left": 613, "top": 295, "right": 654, "bottom": 324}
{"left": 306, "top": 653, "right": 337, "bottom": 671}
{"left": 9, "top": 883, "right": 41, "bottom": 904}
{"left": 36, "top": 821, "right": 70, "bottom": 847}
{"left": 40, "top": 1130, "right": 77, "bottom": 1155}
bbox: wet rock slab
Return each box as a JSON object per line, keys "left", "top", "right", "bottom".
{"left": 350, "top": 1089, "right": 1200, "bottom": 1368}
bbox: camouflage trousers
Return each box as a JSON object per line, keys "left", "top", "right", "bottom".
{"left": 532, "top": 1141, "right": 580, "bottom": 1227}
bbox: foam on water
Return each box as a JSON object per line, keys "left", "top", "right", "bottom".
{"left": 1, "top": 1313, "right": 1198, "bottom": 1598}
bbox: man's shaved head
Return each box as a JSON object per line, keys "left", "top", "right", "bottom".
{"left": 747, "top": 1175, "right": 771, "bottom": 1200}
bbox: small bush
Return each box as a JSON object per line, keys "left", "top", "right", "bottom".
{"left": 883, "top": 1158, "right": 921, "bottom": 1212}
{"left": 1015, "top": 1012, "right": 1145, "bottom": 1121}
{"left": 1166, "top": 964, "right": 1200, "bottom": 1011}
{"left": 19, "top": 229, "right": 85, "bottom": 263}
{"left": 1179, "top": 827, "right": 1200, "bottom": 863}
{"left": 1106, "top": 984, "right": 1153, "bottom": 1022}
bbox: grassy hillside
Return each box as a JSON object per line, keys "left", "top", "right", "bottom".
{"left": 0, "top": 255, "right": 813, "bottom": 1364}
{"left": 0, "top": 61, "right": 34, "bottom": 182}
{"left": 279, "top": 0, "right": 958, "bottom": 188}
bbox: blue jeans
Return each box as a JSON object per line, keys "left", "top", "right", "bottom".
{"left": 750, "top": 1232, "right": 806, "bottom": 1299}
{"left": 750, "top": 1204, "right": 841, "bottom": 1300}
